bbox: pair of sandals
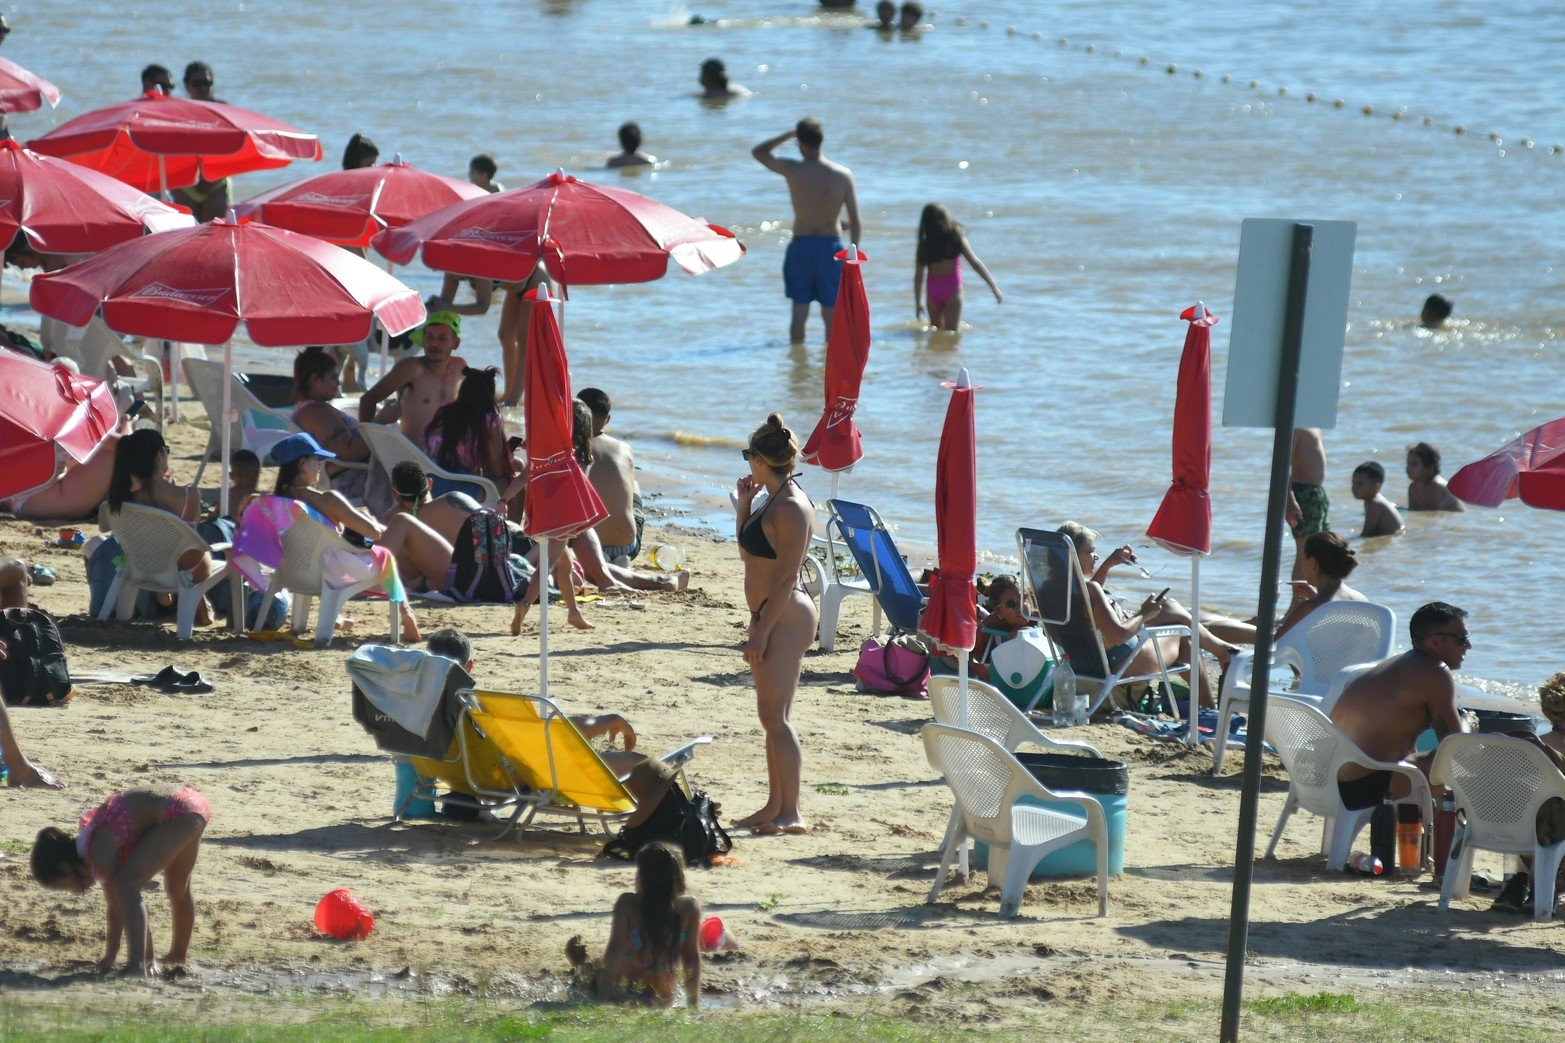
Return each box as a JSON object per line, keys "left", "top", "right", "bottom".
{"left": 130, "top": 665, "right": 215, "bottom": 694}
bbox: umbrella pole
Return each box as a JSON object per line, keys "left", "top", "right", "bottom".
{"left": 380, "top": 259, "right": 395, "bottom": 380}
{"left": 957, "top": 649, "right": 970, "bottom": 881}
{"left": 1188, "top": 556, "right": 1201, "bottom": 747}
{"left": 158, "top": 156, "right": 170, "bottom": 204}
{"left": 219, "top": 341, "right": 233, "bottom": 519}
{"left": 168, "top": 341, "right": 181, "bottom": 422}
{"left": 538, "top": 537, "right": 550, "bottom": 701}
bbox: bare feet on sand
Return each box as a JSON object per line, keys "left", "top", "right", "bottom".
{"left": 669, "top": 569, "right": 691, "bottom": 592}
{"left": 567, "top": 609, "right": 596, "bottom": 631}
{"left": 750, "top": 816, "right": 810, "bottom": 835}
{"left": 8, "top": 759, "right": 66, "bottom": 789}
{"left": 734, "top": 806, "right": 779, "bottom": 830}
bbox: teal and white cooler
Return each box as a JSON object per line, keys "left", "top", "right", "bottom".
{"left": 972, "top": 751, "right": 1129, "bottom": 878}
{"left": 987, "top": 628, "right": 1055, "bottom": 711}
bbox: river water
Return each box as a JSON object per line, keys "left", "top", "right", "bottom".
{"left": 11, "top": 0, "right": 1563, "bottom": 686}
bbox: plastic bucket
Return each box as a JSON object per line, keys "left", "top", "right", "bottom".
{"left": 972, "top": 751, "right": 1129, "bottom": 878}
{"left": 394, "top": 759, "right": 437, "bottom": 819}
{"left": 314, "top": 888, "right": 375, "bottom": 940}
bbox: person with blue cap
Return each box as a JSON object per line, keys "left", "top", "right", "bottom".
{"left": 357, "top": 311, "right": 469, "bottom": 449}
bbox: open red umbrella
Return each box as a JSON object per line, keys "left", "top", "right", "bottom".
{"left": 1450, "top": 416, "right": 1565, "bottom": 510}
{"left": 371, "top": 169, "right": 743, "bottom": 285}
{"left": 1146, "top": 302, "right": 1216, "bottom": 745}
{"left": 801, "top": 246, "right": 870, "bottom": 475}
{"left": 919, "top": 368, "right": 980, "bottom": 671}
{"left": 0, "top": 350, "right": 118, "bottom": 502}
{"left": 0, "top": 140, "right": 192, "bottom": 254}
{"left": 27, "top": 91, "right": 321, "bottom": 195}
{"left": 0, "top": 57, "right": 61, "bottom": 114}
{"left": 31, "top": 217, "right": 423, "bottom": 514}
{"left": 233, "top": 156, "right": 487, "bottom": 248}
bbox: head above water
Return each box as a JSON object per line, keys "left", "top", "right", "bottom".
{"left": 898, "top": 2, "right": 925, "bottom": 29}
{"left": 747, "top": 412, "right": 799, "bottom": 475}
{"left": 341, "top": 133, "right": 379, "bottom": 170}
{"left": 875, "top": 1, "right": 896, "bottom": 27}
{"left": 617, "top": 122, "right": 642, "bottom": 152}
{"left": 699, "top": 58, "right": 728, "bottom": 92}
{"left": 1420, "top": 293, "right": 1453, "bottom": 329}
{"left": 795, "top": 117, "right": 823, "bottom": 154}
{"left": 1407, "top": 441, "right": 1441, "bottom": 476}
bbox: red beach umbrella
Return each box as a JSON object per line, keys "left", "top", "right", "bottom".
{"left": 0, "top": 57, "right": 61, "bottom": 114}
{"left": 233, "top": 156, "right": 487, "bottom": 248}
{"left": 0, "top": 140, "right": 192, "bottom": 254}
{"left": 919, "top": 368, "right": 980, "bottom": 660}
{"left": 522, "top": 283, "right": 607, "bottom": 541}
{"left": 1449, "top": 416, "right": 1565, "bottom": 510}
{"left": 801, "top": 245, "right": 870, "bottom": 475}
{"left": 0, "top": 350, "right": 118, "bottom": 502}
{"left": 27, "top": 91, "right": 321, "bottom": 195}
{"left": 371, "top": 169, "right": 743, "bottom": 285}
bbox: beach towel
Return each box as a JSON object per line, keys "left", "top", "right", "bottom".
{"left": 347, "top": 645, "right": 470, "bottom": 759}
{"left": 1114, "top": 709, "right": 1270, "bottom": 751}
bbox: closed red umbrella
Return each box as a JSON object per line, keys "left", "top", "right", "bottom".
{"left": 0, "top": 57, "right": 61, "bottom": 114}
{"left": 523, "top": 283, "right": 607, "bottom": 541}
{"left": 27, "top": 91, "right": 321, "bottom": 195}
{"left": 372, "top": 169, "right": 743, "bottom": 285}
{"left": 0, "top": 140, "right": 192, "bottom": 255}
{"left": 801, "top": 246, "right": 870, "bottom": 474}
{"left": 919, "top": 368, "right": 980, "bottom": 660}
{"left": 1146, "top": 302, "right": 1217, "bottom": 745}
{"left": 0, "top": 350, "right": 118, "bottom": 502}
{"left": 233, "top": 156, "right": 488, "bottom": 248}
{"left": 1449, "top": 416, "right": 1565, "bottom": 510}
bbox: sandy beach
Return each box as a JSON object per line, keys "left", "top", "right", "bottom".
{"left": 2, "top": 407, "right": 1562, "bottom": 1038}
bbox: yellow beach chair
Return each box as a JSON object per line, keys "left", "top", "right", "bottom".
{"left": 408, "top": 688, "right": 711, "bottom": 841}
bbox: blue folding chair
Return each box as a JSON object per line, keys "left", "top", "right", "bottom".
{"left": 826, "top": 499, "right": 927, "bottom": 639}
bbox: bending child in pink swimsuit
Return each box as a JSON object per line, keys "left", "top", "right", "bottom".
{"left": 31, "top": 785, "right": 211, "bottom": 977}
{"left": 914, "top": 202, "right": 1003, "bottom": 332}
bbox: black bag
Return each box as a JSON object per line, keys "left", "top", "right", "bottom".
{"left": 601, "top": 785, "right": 733, "bottom": 866}
{"left": 0, "top": 608, "right": 73, "bottom": 706}
{"left": 441, "top": 509, "right": 525, "bottom": 603}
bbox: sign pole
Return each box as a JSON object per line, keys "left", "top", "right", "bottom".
{"left": 1219, "top": 222, "right": 1313, "bottom": 1042}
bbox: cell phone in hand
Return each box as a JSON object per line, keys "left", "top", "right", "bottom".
{"left": 1155, "top": 587, "right": 1171, "bottom": 602}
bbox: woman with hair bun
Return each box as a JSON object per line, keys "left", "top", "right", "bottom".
{"left": 1276, "top": 529, "right": 1366, "bottom": 638}
{"left": 733, "top": 413, "right": 816, "bottom": 834}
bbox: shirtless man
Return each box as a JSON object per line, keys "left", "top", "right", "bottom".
{"left": 698, "top": 58, "right": 749, "bottom": 100}
{"left": 1405, "top": 442, "right": 1464, "bottom": 512}
{"left": 606, "top": 122, "right": 656, "bottom": 169}
{"left": 1284, "top": 427, "right": 1327, "bottom": 582}
{"left": 752, "top": 119, "right": 862, "bottom": 344}
{"left": 357, "top": 311, "right": 468, "bottom": 446}
{"left": 577, "top": 388, "right": 643, "bottom": 562}
{"left": 291, "top": 346, "right": 371, "bottom": 501}
{"left": 1331, "top": 601, "right": 1469, "bottom": 808}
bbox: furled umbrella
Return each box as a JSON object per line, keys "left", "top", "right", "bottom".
{"left": 0, "top": 56, "right": 61, "bottom": 114}
{"left": 234, "top": 154, "right": 487, "bottom": 377}
{"left": 0, "top": 350, "right": 118, "bottom": 503}
{"left": 1146, "top": 302, "right": 1217, "bottom": 746}
{"left": 1449, "top": 416, "right": 1565, "bottom": 510}
{"left": 521, "top": 283, "right": 608, "bottom": 700}
{"left": 919, "top": 367, "right": 980, "bottom": 721}
{"left": 0, "top": 139, "right": 193, "bottom": 254}
{"left": 371, "top": 169, "right": 743, "bottom": 285}
{"left": 30, "top": 217, "right": 424, "bottom": 516}
{"left": 801, "top": 245, "right": 870, "bottom": 479}
{"left": 27, "top": 91, "right": 321, "bottom": 197}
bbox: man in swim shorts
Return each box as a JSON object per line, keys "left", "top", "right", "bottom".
{"left": 752, "top": 118, "right": 862, "bottom": 344}
{"left": 1285, "top": 427, "right": 1327, "bottom": 582}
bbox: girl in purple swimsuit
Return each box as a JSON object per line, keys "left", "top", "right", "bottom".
{"left": 580, "top": 841, "right": 702, "bottom": 1006}
{"left": 914, "top": 203, "right": 1004, "bottom": 331}
{"left": 31, "top": 785, "right": 211, "bottom": 977}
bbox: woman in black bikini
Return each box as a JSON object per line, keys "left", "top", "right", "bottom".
{"left": 734, "top": 414, "right": 816, "bottom": 834}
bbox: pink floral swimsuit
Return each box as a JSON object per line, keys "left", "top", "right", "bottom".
{"left": 76, "top": 787, "right": 212, "bottom": 883}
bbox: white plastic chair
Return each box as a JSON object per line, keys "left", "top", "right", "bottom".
{"left": 359, "top": 421, "right": 501, "bottom": 508}
{"left": 1213, "top": 602, "right": 1397, "bottom": 775}
{"left": 1431, "top": 734, "right": 1565, "bottom": 922}
{"left": 183, "top": 358, "right": 297, "bottom": 485}
{"left": 100, "top": 503, "right": 244, "bottom": 640}
{"left": 1263, "top": 696, "right": 1433, "bottom": 871}
{"left": 809, "top": 507, "right": 882, "bottom": 651}
{"left": 237, "top": 510, "right": 398, "bottom": 648}
{"left": 928, "top": 676, "right": 1102, "bottom": 759}
{"left": 921, "top": 723, "right": 1109, "bottom": 918}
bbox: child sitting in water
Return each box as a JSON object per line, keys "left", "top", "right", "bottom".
{"left": 568, "top": 841, "right": 702, "bottom": 1007}
{"left": 1350, "top": 461, "right": 1404, "bottom": 537}
{"left": 914, "top": 203, "right": 1002, "bottom": 331}
{"left": 1405, "top": 442, "right": 1465, "bottom": 512}
{"left": 31, "top": 785, "right": 211, "bottom": 977}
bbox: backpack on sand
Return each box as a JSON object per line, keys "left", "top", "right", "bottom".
{"left": 440, "top": 509, "right": 527, "bottom": 603}
{"left": 0, "top": 608, "right": 73, "bottom": 707}
{"left": 600, "top": 786, "right": 733, "bottom": 867}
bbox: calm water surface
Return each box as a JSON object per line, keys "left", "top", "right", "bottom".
{"left": 13, "top": 1, "right": 1563, "bottom": 686}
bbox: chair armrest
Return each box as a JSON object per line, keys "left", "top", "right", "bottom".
{"left": 1013, "top": 781, "right": 1108, "bottom": 836}
{"left": 658, "top": 734, "right": 715, "bottom": 770}
{"left": 207, "top": 542, "right": 233, "bottom": 555}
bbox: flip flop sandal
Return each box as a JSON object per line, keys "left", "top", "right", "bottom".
{"left": 170, "top": 672, "right": 215, "bottom": 694}
{"left": 27, "top": 563, "right": 57, "bottom": 586}
{"left": 131, "top": 665, "right": 184, "bottom": 689}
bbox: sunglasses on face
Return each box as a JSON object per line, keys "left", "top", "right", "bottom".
{"left": 740, "top": 448, "right": 752, "bottom": 461}
{"left": 187, "top": 79, "right": 213, "bottom": 88}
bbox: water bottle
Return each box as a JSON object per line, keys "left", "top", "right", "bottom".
{"left": 1347, "top": 852, "right": 1384, "bottom": 876}
{"left": 1050, "top": 655, "right": 1075, "bottom": 728}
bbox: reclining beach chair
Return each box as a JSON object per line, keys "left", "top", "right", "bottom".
{"left": 921, "top": 722, "right": 1110, "bottom": 918}
{"left": 822, "top": 499, "right": 927, "bottom": 645}
{"left": 1264, "top": 696, "right": 1433, "bottom": 871}
{"left": 1212, "top": 601, "right": 1397, "bottom": 775}
{"left": 1431, "top": 733, "right": 1565, "bottom": 922}
{"left": 359, "top": 422, "right": 501, "bottom": 509}
{"left": 807, "top": 502, "right": 882, "bottom": 651}
{"left": 99, "top": 502, "right": 245, "bottom": 640}
{"left": 405, "top": 687, "right": 712, "bottom": 841}
{"left": 1015, "top": 527, "right": 1189, "bottom": 717}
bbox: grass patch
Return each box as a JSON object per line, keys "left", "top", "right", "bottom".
{"left": 754, "top": 892, "right": 785, "bottom": 913}
{"left": 1245, "top": 991, "right": 1360, "bottom": 1015}
{"left": 815, "top": 783, "right": 851, "bottom": 796}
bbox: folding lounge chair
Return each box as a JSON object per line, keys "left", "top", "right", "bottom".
{"left": 359, "top": 421, "right": 501, "bottom": 509}
{"left": 824, "top": 499, "right": 927, "bottom": 643}
{"left": 1015, "top": 527, "right": 1189, "bottom": 717}
{"left": 406, "top": 688, "right": 713, "bottom": 841}
{"left": 1212, "top": 601, "right": 1396, "bottom": 775}
{"left": 99, "top": 502, "right": 245, "bottom": 640}
{"left": 808, "top": 504, "right": 882, "bottom": 651}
